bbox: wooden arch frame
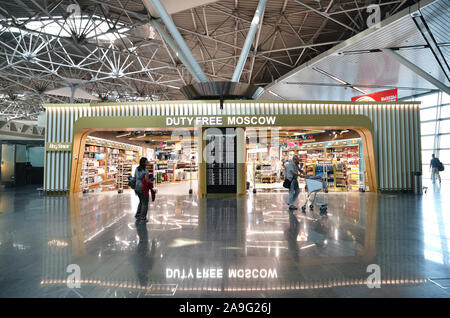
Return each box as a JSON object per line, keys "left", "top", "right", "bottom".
{"left": 69, "top": 115, "right": 377, "bottom": 194}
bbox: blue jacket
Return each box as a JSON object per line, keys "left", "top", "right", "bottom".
{"left": 430, "top": 158, "right": 440, "bottom": 168}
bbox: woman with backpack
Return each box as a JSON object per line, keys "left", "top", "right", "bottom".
{"left": 134, "top": 157, "right": 152, "bottom": 223}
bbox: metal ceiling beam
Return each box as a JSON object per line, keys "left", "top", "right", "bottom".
{"left": 150, "top": 19, "right": 200, "bottom": 83}
{"left": 411, "top": 12, "right": 450, "bottom": 82}
{"left": 178, "top": 27, "right": 242, "bottom": 50}
{"left": 88, "top": 0, "right": 148, "bottom": 21}
{"left": 258, "top": 41, "right": 341, "bottom": 55}
{"left": 232, "top": 0, "right": 267, "bottom": 82}
{"left": 156, "top": 31, "right": 188, "bottom": 85}
{"left": 208, "top": 4, "right": 298, "bottom": 38}
{"left": 251, "top": 28, "right": 279, "bottom": 82}
{"left": 143, "top": 0, "right": 218, "bottom": 17}
{"left": 145, "top": 0, "right": 209, "bottom": 82}
{"left": 178, "top": 26, "right": 292, "bottom": 70}
{"left": 247, "top": 7, "right": 265, "bottom": 84}
{"left": 329, "top": 1, "right": 402, "bottom": 16}
{"left": 381, "top": 48, "right": 450, "bottom": 95}
{"left": 389, "top": 0, "right": 409, "bottom": 16}
{"left": 294, "top": 0, "right": 359, "bottom": 33}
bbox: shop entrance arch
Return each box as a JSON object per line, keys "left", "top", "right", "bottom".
{"left": 68, "top": 114, "right": 377, "bottom": 195}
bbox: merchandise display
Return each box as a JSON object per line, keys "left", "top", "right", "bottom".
{"left": 246, "top": 133, "right": 366, "bottom": 192}
{"left": 147, "top": 161, "right": 198, "bottom": 183}
{"left": 284, "top": 138, "right": 365, "bottom": 191}
{"left": 81, "top": 137, "right": 141, "bottom": 193}
{"left": 80, "top": 133, "right": 199, "bottom": 193}
{"left": 254, "top": 163, "right": 277, "bottom": 183}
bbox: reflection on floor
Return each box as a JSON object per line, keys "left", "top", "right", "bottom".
{"left": 154, "top": 180, "right": 198, "bottom": 195}
{"left": 0, "top": 182, "right": 449, "bottom": 298}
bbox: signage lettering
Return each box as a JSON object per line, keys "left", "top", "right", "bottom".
{"left": 165, "top": 267, "right": 277, "bottom": 280}
{"left": 47, "top": 142, "right": 72, "bottom": 151}
{"left": 352, "top": 88, "right": 398, "bottom": 102}
{"left": 227, "top": 116, "right": 276, "bottom": 125}
{"left": 165, "top": 116, "right": 276, "bottom": 127}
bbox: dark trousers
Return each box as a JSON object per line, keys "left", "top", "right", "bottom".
{"left": 135, "top": 191, "right": 149, "bottom": 220}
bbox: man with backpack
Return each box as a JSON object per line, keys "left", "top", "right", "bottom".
{"left": 430, "top": 154, "right": 443, "bottom": 184}
{"left": 284, "top": 155, "right": 305, "bottom": 210}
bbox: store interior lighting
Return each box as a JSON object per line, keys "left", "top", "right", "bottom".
{"left": 115, "top": 133, "right": 132, "bottom": 138}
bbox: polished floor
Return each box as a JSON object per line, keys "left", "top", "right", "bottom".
{"left": 0, "top": 180, "right": 449, "bottom": 298}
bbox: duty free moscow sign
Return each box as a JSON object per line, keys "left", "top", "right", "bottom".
{"left": 165, "top": 115, "right": 277, "bottom": 127}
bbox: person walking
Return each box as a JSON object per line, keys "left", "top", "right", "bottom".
{"left": 135, "top": 157, "right": 151, "bottom": 223}
{"left": 430, "top": 154, "right": 441, "bottom": 184}
{"left": 285, "top": 155, "right": 304, "bottom": 210}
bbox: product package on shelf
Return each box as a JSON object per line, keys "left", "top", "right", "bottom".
{"left": 254, "top": 162, "right": 278, "bottom": 184}
{"left": 174, "top": 169, "right": 186, "bottom": 181}
{"left": 335, "top": 168, "right": 347, "bottom": 187}
{"left": 81, "top": 138, "right": 141, "bottom": 192}
{"left": 95, "top": 153, "right": 106, "bottom": 160}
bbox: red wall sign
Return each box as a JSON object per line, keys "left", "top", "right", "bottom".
{"left": 351, "top": 88, "right": 398, "bottom": 102}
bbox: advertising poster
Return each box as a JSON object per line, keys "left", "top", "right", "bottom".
{"left": 351, "top": 88, "right": 398, "bottom": 102}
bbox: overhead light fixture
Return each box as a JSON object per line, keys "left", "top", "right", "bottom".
{"left": 116, "top": 133, "right": 131, "bottom": 138}
{"left": 294, "top": 130, "right": 325, "bottom": 135}
{"left": 268, "top": 90, "right": 286, "bottom": 100}
{"left": 353, "top": 87, "right": 368, "bottom": 94}
{"left": 313, "top": 67, "right": 347, "bottom": 85}
{"left": 313, "top": 67, "right": 368, "bottom": 94}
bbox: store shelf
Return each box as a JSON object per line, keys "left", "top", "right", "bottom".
{"left": 82, "top": 138, "right": 141, "bottom": 192}
{"left": 276, "top": 139, "right": 362, "bottom": 191}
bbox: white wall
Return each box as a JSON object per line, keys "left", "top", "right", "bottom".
{"left": 15, "top": 145, "right": 27, "bottom": 163}
{"left": 28, "top": 146, "right": 45, "bottom": 167}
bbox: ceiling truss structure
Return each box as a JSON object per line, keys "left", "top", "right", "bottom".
{"left": 0, "top": 0, "right": 416, "bottom": 121}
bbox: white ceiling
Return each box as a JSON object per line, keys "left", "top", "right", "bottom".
{"left": 259, "top": 0, "right": 449, "bottom": 101}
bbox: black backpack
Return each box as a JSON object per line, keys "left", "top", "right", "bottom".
{"left": 438, "top": 160, "right": 445, "bottom": 172}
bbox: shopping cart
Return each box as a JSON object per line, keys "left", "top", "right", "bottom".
{"left": 301, "top": 176, "right": 328, "bottom": 215}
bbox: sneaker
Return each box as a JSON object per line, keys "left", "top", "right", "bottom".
{"left": 289, "top": 205, "right": 298, "bottom": 210}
